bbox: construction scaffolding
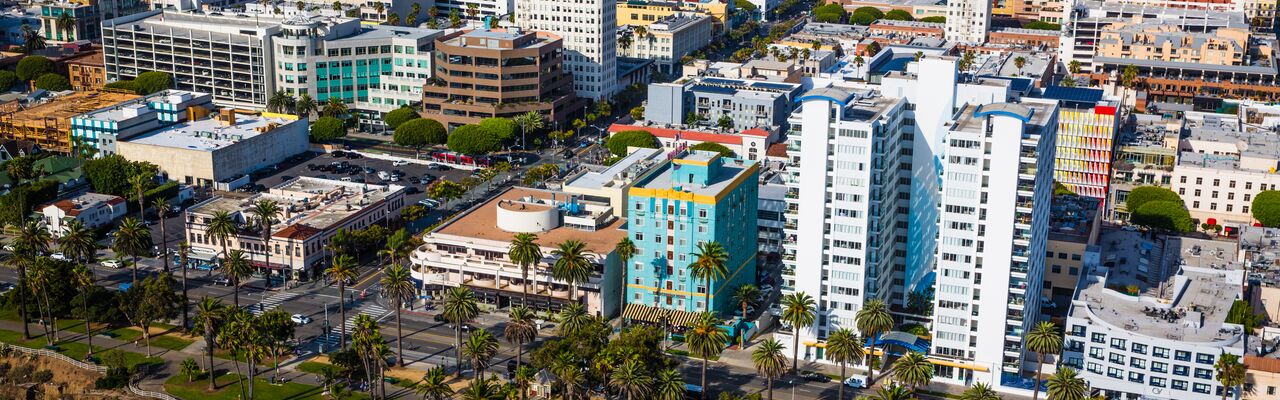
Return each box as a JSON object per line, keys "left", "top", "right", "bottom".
{"left": 0, "top": 91, "right": 140, "bottom": 154}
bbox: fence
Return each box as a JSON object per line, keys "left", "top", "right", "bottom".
{"left": 1, "top": 344, "right": 178, "bottom": 400}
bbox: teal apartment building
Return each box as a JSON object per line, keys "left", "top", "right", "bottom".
{"left": 624, "top": 150, "right": 759, "bottom": 324}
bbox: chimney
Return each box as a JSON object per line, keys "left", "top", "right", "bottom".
{"left": 218, "top": 109, "right": 236, "bottom": 126}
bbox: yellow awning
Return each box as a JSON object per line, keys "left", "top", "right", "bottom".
{"left": 928, "top": 359, "right": 990, "bottom": 372}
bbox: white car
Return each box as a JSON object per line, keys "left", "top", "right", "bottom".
{"left": 101, "top": 259, "right": 123, "bottom": 269}
{"left": 392, "top": 160, "right": 410, "bottom": 166}
{"left": 50, "top": 252, "right": 69, "bottom": 261}
{"left": 290, "top": 314, "right": 312, "bottom": 325}
{"left": 843, "top": 377, "right": 867, "bottom": 388}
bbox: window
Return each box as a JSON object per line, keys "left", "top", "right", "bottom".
{"left": 1110, "top": 338, "right": 1126, "bottom": 350}
{"left": 1151, "top": 377, "right": 1166, "bottom": 387}
{"left": 1130, "top": 358, "right": 1146, "bottom": 369}
{"left": 1194, "top": 368, "right": 1212, "bottom": 379}
{"left": 1128, "top": 372, "right": 1144, "bottom": 383}
{"left": 1088, "top": 347, "right": 1104, "bottom": 360}
{"left": 1106, "top": 367, "right": 1123, "bottom": 379}
{"left": 1173, "top": 365, "right": 1189, "bottom": 376}
{"left": 1175, "top": 350, "right": 1191, "bottom": 361}
{"left": 1153, "top": 347, "right": 1169, "bottom": 358}
{"left": 698, "top": 209, "right": 707, "bottom": 218}
{"left": 1196, "top": 353, "right": 1214, "bottom": 365}
{"left": 1172, "top": 380, "right": 1187, "bottom": 391}
{"left": 1192, "top": 383, "right": 1211, "bottom": 394}
{"left": 1131, "top": 343, "right": 1147, "bottom": 355}
{"left": 1108, "top": 353, "right": 1125, "bottom": 365}
{"left": 1091, "top": 333, "right": 1105, "bottom": 343}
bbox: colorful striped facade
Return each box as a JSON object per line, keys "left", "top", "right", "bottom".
{"left": 1054, "top": 107, "right": 1117, "bottom": 199}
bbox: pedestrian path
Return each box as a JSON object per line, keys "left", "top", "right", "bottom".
{"left": 339, "top": 303, "right": 390, "bottom": 334}
{"left": 248, "top": 291, "right": 302, "bottom": 315}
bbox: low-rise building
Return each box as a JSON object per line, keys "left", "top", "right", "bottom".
{"left": 618, "top": 13, "right": 713, "bottom": 75}
{"left": 987, "top": 27, "right": 1059, "bottom": 49}
{"left": 644, "top": 76, "right": 802, "bottom": 133}
{"left": 1063, "top": 230, "right": 1246, "bottom": 400}
{"left": 409, "top": 186, "right": 627, "bottom": 315}
{"left": 681, "top": 59, "right": 803, "bottom": 83}
{"left": 1108, "top": 113, "right": 1179, "bottom": 220}
{"left": 1043, "top": 195, "right": 1102, "bottom": 302}
{"left": 842, "top": 0, "right": 948, "bottom": 19}
{"left": 606, "top": 124, "right": 776, "bottom": 162}
{"left": 561, "top": 147, "right": 667, "bottom": 217}
{"left": 71, "top": 90, "right": 214, "bottom": 156}
{"left": 617, "top": 0, "right": 733, "bottom": 34}
{"left": 66, "top": 51, "right": 104, "bottom": 91}
{"left": 0, "top": 90, "right": 140, "bottom": 154}
{"left": 1170, "top": 111, "right": 1280, "bottom": 227}
{"left": 186, "top": 177, "right": 407, "bottom": 280}
{"left": 867, "top": 20, "right": 944, "bottom": 39}
{"left": 40, "top": 192, "right": 126, "bottom": 236}
{"left": 116, "top": 109, "right": 308, "bottom": 186}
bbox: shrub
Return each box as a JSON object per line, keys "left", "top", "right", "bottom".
{"left": 885, "top": 9, "right": 913, "bottom": 20}
{"left": 0, "top": 71, "right": 17, "bottom": 91}
{"left": 33, "top": 73, "right": 70, "bottom": 91}
{"left": 1125, "top": 186, "right": 1182, "bottom": 213}
{"left": 1131, "top": 200, "right": 1194, "bottom": 232}
{"left": 479, "top": 117, "right": 518, "bottom": 141}
{"left": 920, "top": 16, "right": 945, "bottom": 23}
{"left": 31, "top": 370, "right": 52, "bottom": 383}
{"left": 310, "top": 116, "right": 346, "bottom": 142}
{"left": 133, "top": 71, "right": 172, "bottom": 94}
{"left": 447, "top": 124, "right": 501, "bottom": 154}
{"left": 383, "top": 107, "right": 420, "bottom": 129}
{"left": 1253, "top": 190, "right": 1280, "bottom": 227}
{"left": 689, "top": 142, "right": 735, "bottom": 157}
{"left": 16, "top": 56, "right": 53, "bottom": 81}
{"left": 605, "top": 130, "right": 659, "bottom": 156}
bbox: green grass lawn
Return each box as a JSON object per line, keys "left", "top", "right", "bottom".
{"left": 150, "top": 335, "right": 195, "bottom": 351}
{"left": 165, "top": 372, "right": 369, "bottom": 400}
{"left": 295, "top": 362, "right": 334, "bottom": 375}
{"left": 0, "top": 329, "right": 162, "bottom": 369}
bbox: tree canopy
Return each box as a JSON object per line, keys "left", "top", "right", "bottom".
{"left": 83, "top": 155, "right": 160, "bottom": 197}
{"left": 394, "top": 118, "right": 447, "bottom": 151}
{"left": 920, "top": 16, "right": 945, "bottom": 23}
{"left": 1131, "top": 200, "right": 1194, "bottom": 232}
{"left": 606, "top": 130, "right": 660, "bottom": 156}
{"left": 1025, "top": 21, "right": 1061, "bottom": 31}
{"left": 479, "top": 118, "right": 518, "bottom": 141}
{"left": 310, "top": 116, "right": 346, "bottom": 142}
{"left": 447, "top": 124, "right": 501, "bottom": 154}
{"left": 884, "top": 9, "right": 913, "bottom": 21}
{"left": 1253, "top": 190, "right": 1280, "bottom": 227}
{"left": 813, "top": 4, "right": 846, "bottom": 23}
{"left": 689, "top": 142, "right": 735, "bottom": 157}
{"left": 1126, "top": 186, "right": 1182, "bottom": 213}
{"left": 384, "top": 107, "right": 420, "bottom": 130}
{"left": 133, "top": 72, "right": 173, "bottom": 94}
{"left": 16, "top": 56, "right": 53, "bottom": 81}
{"left": 33, "top": 73, "right": 69, "bottom": 91}
{"left": 0, "top": 71, "right": 17, "bottom": 91}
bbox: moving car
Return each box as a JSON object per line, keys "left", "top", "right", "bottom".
{"left": 291, "top": 314, "right": 313, "bottom": 325}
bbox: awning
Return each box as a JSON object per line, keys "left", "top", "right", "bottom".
{"left": 928, "top": 358, "right": 990, "bottom": 372}
{"left": 623, "top": 304, "right": 703, "bottom": 328}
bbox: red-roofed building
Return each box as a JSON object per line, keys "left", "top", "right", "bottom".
{"left": 40, "top": 192, "right": 127, "bottom": 237}
{"left": 607, "top": 124, "right": 776, "bottom": 161}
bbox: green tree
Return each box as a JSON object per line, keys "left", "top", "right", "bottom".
{"left": 689, "top": 142, "right": 735, "bottom": 157}
{"left": 82, "top": 155, "right": 158, "bottom": 196}
{"left": 247, "top": 199, "right": 281, "bottom": 282}
{"left": 1068, "top": 60, "right": 1081, "bottom": 74}
{"left": 557, "top": 303, "right": 591, "bottom": 337}
{"left": 34, "top": 74, "right": 69, "bottom": 91}
{"left": 120, "top": 273, "right": 182, "bottom": 356}
{"left": 1014, "top": 56, "right": 1027, "bottom": 75}
{"left": 70, "top": 263, "right": 96, "bottom": 353}
{"left": 416, "top": 366, "right": 454, "bottom": 400}
{"left": 687, "top": 313, "right": 727, "bottom": 400}
{"left": 462, "top": 329, "right": 500, "bottom": 379}
{"left": 20, "top": 24, "right": 44, "bottom": 54}
{"left": 551, "top": 240, "right": 591, "bottom": 301}
{"left": 732, "top": 284, "right": 760, "bottom": 344}
{"left": 192, "top": 298, "right": 224, "bottom": 391}
{"left": 1126, "top": 186, "right": 1181, "bottom": 212}
{"left": 609, "top": 359, "right": 652, "bottom": 400}
{"left": 322, "top": 97, "right": 348, "bottom": 118}
{"left": 310, "top": 116, "right": 346, "bottom": 142}
{"left": 395, "top": 118, "right": 447, "bottom": 157}
{"left": 654, "top": 368, "right": 686, "bottom": 400}
{"left": 512, "top": 111, "right": 545, "bottom": 147}
{"left": 869, "top": 383, "right": 914, "bottom": 400}
{"left": 1226, "top": 300, "right": 1263, "bottom": 333}
{"left": 856, "top": 299, "right": 893, "bottom": 383}
{"left": 222, "top": 249, "right": 253, "bottom": 308}
{"left": 752, "top": 338, "right": 787, "bottom": 400}
{"left": 384, "top": 106, "right": 420, "bottom": 129}
{"left": 826, "top": 328, "right": 863, "bottom": 400}
{"left": 614, "top": 236, "right": 637, "bottom": 326}
{"left": 691, "top": 241, "right": 728, "bottom": 314}
{"left": 1215, "top": 353, "right": 1246, "bottom": 400}
{"left": 112, "top": 217, "right": 152, "bottom": 283}
{"left": 885, "top": 9, "right": 913, "bottom": 20}
{"left": 267, "top": 90, "right": 295, "bottom": 113}
{"left": 1046, "top": 368, "right": 1088, "bottom": 400}
{"left": 508, "top": 233, "right": 543, "bottom": 307}
{"left": 295, "top": 93, "right": 317, "bottom": 118}
{"left": 890, "top": 352, "right": 933, "bottom": 392}
{"left": 1121, "top": 65, "right": 1139, "bottom": 88}
{"left": 504, "top": 306, "right": 538, "bottom": 386}
{"left": 630, "top": 106, "right": 645, "bottom": 121}
{"left": 153, "top": 199, "right": 173, "bottom": 272}
{"left": 179, "top": 358, "right": 201, "bottom": 383}
{"left": 442, "top": 286, "right": 480, "bottom": 377}
{"left": 921, "top": 16, "right": 945, "bottom": 23}
{"left": 381, "top": 265, "right": 416, "bottom": 367}
{"left": 1131, "top": 200, "right": 1194, "bottom": 232}
{"left": 959, "top": 383, "right": 1002, "bottom": 400}
{"left": 16, "top": 56, "right": 53, "bottom": 81}
{"left": 716, "top": 114, "right": 734, "bottom": 130}
{"left": 448, "top": 124, "right": 501, "bottom": 154}
{"left": 780, "top": 291, "right": 816, "bottom": 373}
{"left": 325, "top": 254, "right": 358, "bottom": 349}
{"left": 1252, "top": 190, "right": 1280, "bottom": 227}
{"left": 1026, "top": 321, "right": 1063, "bottom": 400}
{"left": 479, "top": 118, "right": 518, "bottom": 142}
{"left": 0, "top": 70, "right": 17, "bottom": 90}
{"left": 1025, "top": 21, "right": 1061, "bottom": 30}
{"left": 850, "top": 10, "right": 879, "bottom": 24}
{"left": 134, "top": 71, "right": 172, "bottom": 94}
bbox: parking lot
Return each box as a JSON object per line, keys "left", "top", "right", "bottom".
{"left": 253, "top": 150, "right": 476, "bottom": 207}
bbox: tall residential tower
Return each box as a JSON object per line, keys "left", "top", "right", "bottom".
{"left": 517, "top": 0, "right": 618, "bottom": 100}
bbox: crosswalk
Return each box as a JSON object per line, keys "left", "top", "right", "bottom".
{"left": 248, "top": 291, "right": 302, "bottom": 315}
{"left": 337, "top": 303, "right": 390, "bottom": 335}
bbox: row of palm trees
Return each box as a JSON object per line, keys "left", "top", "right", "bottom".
{"left": 266, "top": 90, "right": 348, "bottom": 119}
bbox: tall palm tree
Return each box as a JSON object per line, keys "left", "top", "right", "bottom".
{"left": 1045, "top": 368, "right": 1089, "bottom": 400}
{"left": 507, "top": 233, "right": 542, "bottom": 307}
{"left": 613, "top": 237, "right": 637, "bottom": 323}
{"left": 855, "top": 299, "right": 893, "bottom": 382}
{"left": 504, "top": 306, "right": 537, "bottom": 384}
{"left": 206, "top": 210, "right": 238, "bottom": 261}
{"left": 557, "top": 303, "right": 590, "bottom": 337}
{"left": 826, "top": 328, "right": 863, "bottom": 400}
{"left": 686, "top": 312, "right": 727, "bottom": 400}
{"left": 222, "top": 249, "right": 253, "bottom": 307}
{"left": 462, "top": 329, "right": 499, "bottom": 379}
{"left": 58, "top": 220, "right": 96, "bottom": 265}
{"left": 1026, "top": 321, "right": 1063, "bottom": 400}
{"left": 1215, "top": 353, "right": 1246, "bottom": 400}
{"left": 295, "top": 93, "right": 317, "bottom": 119}
{"left": 152, "top": 199, "right": 172, "bottom": 272}
{"left": 959, "top": 382, "right": 1002, "bottom": 400}
{"left": 325, "top": 254, "right": 358, "bottom": 349}
{"left": 890, "top": 351, "right": 933, "bottom": 393}
{"left": 752, "top": 338, "right": 788, "bottom": 400}
{"left": 27, "top": 260, "right": 54, "bottom": 344}
{"left": 461, "top": 376, "right": 502, "bottom": 400}
{"left": 55, "top": 12, "right": 75, "bottom": 41}
{"left": 127, "top": 174, "right": 151, "bottom": 221}
{"left": 20, "top": 24, "right": 44, "bottom": 54}
{"left": 732, "top": 284, "right": 760, "bottom": 345}
{"left": 780, "top": 291, "right": 816, "bottom": 373}
{"left": 512, "top": 111, "right": 545, "bottom": 148}
{"left": 192, "top": 298, "right": 224, "bottom": 391}
{"left": 248, "top": 199, "right": 280, "bottom": 285}
{"left": 653, "top": 368, "right": 685, "bottom": 400}
{"left": 442, "top": 286, "right": 479, "bottom": 377}
{"left": 550, "top": 240, "right": 590, "bottom": 301}
{"left": 609, "top": 360, "right": 652, "bottom": 400}
{"left": 267, "top": 90, "right": 294, "bottom": 113}
{"left": 349, "top": 314, "right": 382, "bottom": 397}
{"left": 416, "top": 366, "right": 454, "bottom": 400}
{"left": 381, "top": 228, "right": 415, "bottom": 268}
{"left": 690, "top": 241, "right": 728, "bottom": 314}
{"left": 178, "top": 241, "right": 191, "bottom": 332}
{"left": 381, "top": 265, "right": 415, "bottom": 367}
{"left": 870, "top": 383, "right": 914, "bottom": 400}
{"left": 322, "top": 97, "right": 348, "bottom": 118}
{"left": 113, "top": 217, "right": 151, "bottom": 283}
{"left": 12, "top": 220, "right": 51, "bottom": 339}
{"left": 550, "top": 352, "right": 584, "bottom": 400}
{"left": 514, "top": 365, "right": 536, "bottom": 400}
{"left": 71, "top": 264, "right": 95, "bottom": 355}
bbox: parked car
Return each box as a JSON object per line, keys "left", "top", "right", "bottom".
{"left": 799, "top": 371, "right": 830, "bottom": 383}
{"left": 291, "top": 314, "right": 313, "bottom": 325}
{"left": 843, "top": 377, "right": 867, "bottom": 388}
{"left": 392, "top": 160, "right": 409, "bottom": 166}
{"left": 421, "top": 175, "right": 437, "bottom": 184}
{"left": 405, "top": 186, "right": 420, "bottom": 194}
{"left": 345, "top": 152, "right": 362, "bottom": 159}
{"left": 408, "top": 176, "right": 421, "bottom": 184}
{"left": 363, "top": 167, "right": 376, "bottom": 174}
{"left": 418, "top": 198, "right": 442, "bottom": 208}
{"left": 101, "top": 259, "right": 123, "bottom": 269}
{"left": 330, "top": 150, "right": 346, "bottom": 158}
{"left": 213, "top": 276, "right": 232, "bottom": 286}
{"left": 433, "top": 314, "right": 448, "bottom": 323}
{"left": 0, "top": 282, "right": 15, "bottom": 295}
{"left": 50, "top": 252, "right": 69, "bottom": 261}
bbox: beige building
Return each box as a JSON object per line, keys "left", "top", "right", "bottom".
{"left": 185, "top": 177, "right": 407, "bottom": 280}
{"left": 1097, "top": 23, "right": 1253, "bottom": 66}
{"left": 617, "top": 0, "right": 732, "bottom": 34}
{"left": 116, "top": 110, "right": 308, "bottom": 187}
{"left": 1170, "top": 112, "right": 1280, "bottom": 226}
{"left": 1043, "top": 195, "right": 1102, "bottom": 300}
{"left": 619, "top": 13, "right": 713, "bottom": 75}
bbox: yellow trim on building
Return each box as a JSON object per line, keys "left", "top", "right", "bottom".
{"left": 627, "top": 162, "right": 759, "bottom": 205}
{"left": 928, "top": 359, "right": 990, "bottom": 372}
{"left": 672, "top": 153, "right": 719, "bottom": 166}
{"left": 626, "top": 254, "right": 754, "bottom": 301}
{"left": 261, "top": 112, "right": 300, "bottom": 120}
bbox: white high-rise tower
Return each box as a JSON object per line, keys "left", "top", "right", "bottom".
{"left": 944, "top": 0, "right": 991, "bottom": 44}
{"left": 517, "top": 0, "right": 618, "bottom": 100}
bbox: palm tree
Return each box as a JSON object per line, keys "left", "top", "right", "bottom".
{"left": 752, "top": 338, "right": 788, "bottom": 400}
{"left": 192, "top": 298, "right": 223, "bottom": 391}
{"left": 732, "top": 284, "right": 760, "bottom": 344}
{"left": 1046, "top": 368, "right": 1088, "bottom": 400}
{"left": 609, "top": 360, "right": 652, "bottom": 400}
{"left": 58, "top": 220, "right": 96, "bottom": 265}
{"left": 891, "top": 351, "right": 933, "bottom": 392}
{"left": 462, "top": 329, "right": 500, "bottom": 379}
{"left": 1014, "top": 56, "right": 1027, "bottom": 75}
{"left": 13, "top": 221, "right": 51, "bottom": 338}
{"left": 1215, "top": 353, "right": 1246, "bottom": 400}
{"left": 267, "top": 90, "right": 295, "bottom": 113}
{"left": 222, "top": 250, "right": 253, "bottom": 307}
{"left": 322, "top": 97, "right": 348, "bottom": 118}
{"left": 127, "top": 174, "right": 151, "bottom": 221}
{"left": 381, "top": 265, "right": 415, "bottom": 367}
{"left": 113, "top": 217, "right": 151, "bottom": 283}
{"left": 295, "top": 93, "right": 317, "bottom": 118}
{"left": 557, "top": 303, "right": 591, "bottom": 337}
{"left": 855, "top": 299, "right": 893, "bottom": 382}
{"left": 178, "top": 241, "right": 191, "bottom": 331}
{"left": 826, "top": 328, "right": 863, "bottom": 400}
{"left": 416, "top": 366, "right": 454, "bottom": 400}
{"left": 508, "top": 233, "right": 542, "bottom": 307}
{"left": 779, "top": 291, "right": 816, "bottom": 373}
{"left": 151, "top": 199, "right": 173, "bottom": 272}
{"left": 690, "top": 242, "right": 728, "bottom": 314}
{"left": 869, "top": 383, "right": 913, "bottom": 400}
{"left": 959, "top": 383, "right": 1002, "bottom": 400}
{"left": 71, "top": 264, "right": 95, "bottom": 354}
{"left": 325, "top": 254, "right": 358, "bottom": 349}
{"left": 1027, "top": 321, "right": 1063, "bottom": 400}
{"left": 55, "top": 12, "right": 75, "bottom": 41}
{"left": 461, "top": 377, "right": 502, "bottom": 400}
{"left": 686, "top": 312, "right": 727, "bottom": 400}
{"left": 349, "top": 314, "right": 382, "bottom": 397}
{"left": 1068, "top": 60, "right": 1081, "bottom": 75}
{"left": 550, "top": 240, "right": 590, "bottom": 301}
{"left": 27, "top": 260, "right": 54, "bottom": 344}
{"left": 653, "top": 368, "right": 685, "bottom": 400}
{"left": 206, "top": 210, "right": 238, "bottom": 261}
{"left": 380, "top": 228, "right": 415, "bottom": 268}
{"left": 614, "top": 237, "right": 637, "bottom": 324}
{"left": 21, "top": 24, "right": 44, "bottom": 54}
{"left": 247, "top": 199, "right": 280, "bottom": 285}
{"left": 550, "top": 352, "right": 584, "bottom": 400}
{"left": 504, "top": 306, "right": 537, "bottom": 381}
{"left": 512, "top": 111, "right": 545, "bottom": 148}
{"left": 442, "top": 286, "right": 479, "bottom": 377}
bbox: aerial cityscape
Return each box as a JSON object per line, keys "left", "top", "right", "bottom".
{"left": 0, "top": 0, "right": 1274, "bottom": 399}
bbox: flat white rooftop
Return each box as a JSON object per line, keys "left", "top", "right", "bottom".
{"left": 124, "top": 112, "right": 295, "bottom": 151}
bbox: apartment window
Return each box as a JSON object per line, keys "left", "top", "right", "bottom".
{"left": 1194, "top": 189, "right": 1201, "bottom": 196}
{"left": 1247, "top": 182, "right": 1254, "bottom": 190}
{"left": 1150, "top": 377, "right": 1166, "bottom": 387}
{"left": 1108, "top": 353, "right": 1125, "bottom": 365}
{"left": 1192, "top": 383, "right": 1211, "bottom": 394}
{"left": 1172, "top": 380, "right": 1187, "bottom": 391}
{"left": 1175, "top": 351, "right": 1192, "bottom": 361}
{"left": 1110, "top": 338, "right": 1126, "bottom": 350}
{"left": 1130, "top": 358, "right": 1145, "bottom": 369}
{"left": 1152, "top": 361, "right": 1168, "bottom": 373}
{"left": 1088, "top": 347, "right": 1104, "bottom": 360}
{"left": 1173, "top": 365, "right": 1189, "bottom": 376}
{"left": 1196, "top": 177, "right": 1203, "bottom": 185}
{"left": 1106, "top": 367, "right": 1123, "bottom": 379}
{"left": 1128, "top": 372, "right": 1144, "bottom": 383}
{"left": 1194, "top": 368, "right": 1212, "bottom": 379}
{"left": 1193, "top": 201, "right": 1200, "bottom": 208}
{"left": 698, "top": 209, "right": 707, "bottom": 218}
{"left": 1153, "top": 347, "right": 1169, "bottom": 358}
{"left": 1196, "top": 353, "right": 1214, "bottom": 364}
{"left": 1091, "top": 333, "right": 1106, "bottom": 343}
